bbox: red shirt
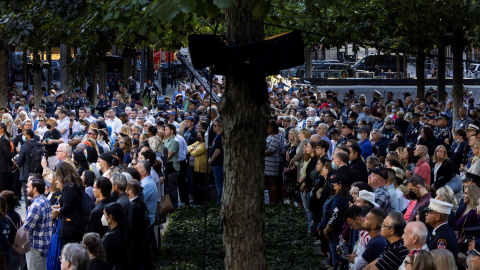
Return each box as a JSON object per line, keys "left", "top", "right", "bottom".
{"left": 414, "top": 159, "right": 431, "bottom": 186}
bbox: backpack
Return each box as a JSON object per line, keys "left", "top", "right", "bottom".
{"left": 81, "top": 191, "right": 94, "bottom": 222}
{"left": 29, "top": 144, "right": 48, "bottom": 174}
{"left": 6, "top": 215, "right": 30, "bottom": 255}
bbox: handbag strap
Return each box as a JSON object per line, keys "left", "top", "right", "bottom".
{"left": 6, "top": 215, "right": 19, "bottom": 231}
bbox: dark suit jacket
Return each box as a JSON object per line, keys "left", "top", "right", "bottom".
{"left": 11, "top": 133, "right": 40, "bottom": 147}
{"left": 116, "top": 193, "right": 132, "bottom": 228}
{"left": 427, "top": 223, "right": 458, "bottom": 260}
{"left": 86, "top": 197, "right": 115, "bottom": 237}
{"left": 59, "top": 183, "right": 86, "bottom": 239}
{"left": 350, "top": 158, "right": 368, "bottom": 183}
{"left": 0, "top": 134, "right": 12, "bottom": 174}
{"left": 16, "top": 139, "right": 41, "bottom": 181}
{"left": 334, "top": 165, "right": 357, "bottom": 187}
{"left": 431, "top": 159, "right": 454, "bottom": 189}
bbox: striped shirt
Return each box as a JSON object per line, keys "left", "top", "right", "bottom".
{"left": 376, "top": 239, "right": 409, "bottom": 270}
{"left": 23, "top": 195, "right": 52, "bottom": 257}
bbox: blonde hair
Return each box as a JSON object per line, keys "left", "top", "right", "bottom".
{"left": 86, "top": 138, "right": 100, "bottom": 155}
{"left": 289, "top": 129, "right": 300, "bottom": 146}
{"left": 299, "top": 128, "right": 311, "bottom": 139}
{"left": 120, "top": 125, "right": 131, "bottom": 136}
{"left": 465, "top": 185, "right": 480, "bottom": 210}
{"left": 435, "top": 186, "right": 457, "bottom": 208}
{"left": 430, "top": 249, "right": 456, "bottom": 270}
{"left": 432, "top": 145, "right": 448, "bottom": 163}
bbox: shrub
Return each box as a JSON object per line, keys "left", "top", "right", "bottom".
{"left": 157, "top": 203, "right": 320, "bottom": 269}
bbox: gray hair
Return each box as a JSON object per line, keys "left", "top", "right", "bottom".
{"left": 409, "top": 221, "right": 428, "bottom": 244}
{"left": 318, "top": 123, "right": 327, "bottom": 130}
{"left": 138, "top": 160, "right": 151, "bottom": 175}
{"left": 59, "top": 143, "right": 72, "bottom": 157}
{"left": 110, "top": 172, "right": 127, "bottom": 192}
{"left": 85, "top": 107, "right": 92, "bottom": 114}
{"left": 132, "top": 125, "right": 142, "bottom": 134}
{"left": 61, "top": 243, "right": 89, "bottom": 270}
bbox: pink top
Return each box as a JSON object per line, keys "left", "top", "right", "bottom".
{"left": 414, "top": 159, "right": 431, "bottom": 186}
{"left": 404, "top": 200, "right": 417, "bottom": 221}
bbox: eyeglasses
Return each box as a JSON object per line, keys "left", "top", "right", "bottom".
{"left": 56, "top": 151, "right": 64, "bottom": 154}
{"left": 88, "top": 133, "right": 95, "bottom": 135}
{"left": 381, "top": 223, "right": 393, "bottom": 229}
{"left": 39, "top": 120, "right": 44, "bottom": 122}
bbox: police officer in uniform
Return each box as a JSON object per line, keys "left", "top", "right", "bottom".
{"left": 338, "top": 122, "right": 355, "bottom": 145}
{"left": 425, "top": 198, "right": 458, "bottom": 260}
{"left": 435, "top": 113, "right": 453, "bottom": 152}
{"left": 68, "top": 89, "right": 84, "bottom": 115}
{"left": 53, "top": 92, "right": 65, "bottom": 113}
{"left": 79, "top": 89, "right": 88, "bottom": 105}
{"left": 405, "top": 113, "right": 422, "bottom": 146}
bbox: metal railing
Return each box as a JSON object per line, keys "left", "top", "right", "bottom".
{"left": 177, "top": 54, "right": 221, "bottom": 103}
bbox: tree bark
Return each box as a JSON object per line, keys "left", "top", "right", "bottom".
{"left": 32, "top": 50, "right": 43, "bottom": 107}
{"left": 403, "top": 54, "right": 407, "bottom": 78}
{"left": 416, "top": 48, "right": 425, "bottom": 99}
{"left": 22, "top": 48, "right": 28, "bottom": 88}
{"left": 305, "top": 49, "right": 312, "bottom": 79}
{"left": 47, "top": 48, "right": 52, "bottom": 90}
{"left": 396, "top": 52, "right": 401, "bottom": 78}
{"left": 452, "top": 44, "right": 464, "bottom": 122}
{"left": 91, "top": 69, "right": 98, "bottom": 106}
{"left": 220, "top": 0, "right": 269, "bottom": 269}
{"left": 99, "top": 58, "right": 107, "bottom": 98}
{"left": 60, "top": 44, "right": 67, "bottom": 90}
{"left": 0, "top": 34, "right": 8, "bottom": 108}
{"left": 437, "top": 45, "right": 446, "bottom": 103}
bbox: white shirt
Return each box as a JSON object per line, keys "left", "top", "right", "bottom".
{"left": 35, "top": 126, "right": 49, "bottom": 140}
{"left": 175, "top": 134, "right": 188, "bottom": 161}
{"left": 57, "top": 117, "right": 70, "bottom": 143}
{"left": 105, "top": 117, "right": 122, "bottom": 139}
{"left": 86, "top": 115, "right": 96, "bottom": 123}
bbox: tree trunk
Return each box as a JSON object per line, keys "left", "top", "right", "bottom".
{"left": 125, "top": 57, "right": 132, "bottom": 79}
{"left": 437, "top": 45, "right": 446, "bottom": 103}
{"left": 99, "top": 58, "right": 107, "bottom": 98}
{"left": 452, "top": 44, "right": 464, "bottom": 122}
{"left": 91, "top": 69, "right": 98, "bottom": 106}
{"left": 60, "top": 44, "right": 68, "bottom": 90}
{"left": 403, "top": 54, "right": 407, "bottom": 78}
{"left": 147, "top": 47, "right": 154, "bottom": 82}
{"left": 220, "top": 0, "right": 269, "bottom": 269}
{"left": 47, "top": 48, "right": 52, "bottom": 90}
{"left": 416, "top": 48, "right": 426, "bottom": 99}
{"left": 22, "top": 48, "right": 28, "bottom": 88}
{"left": 0, "top": 34, "right": 8, "bottom": 108}
{"left": 396, "top": 53, "right": 401, "bottom": 78}
{"left": 32, "top": 51, "right": 43, "bottom": 107}
{"left": 305, "top": 49, "right": 312, "bottom": 79}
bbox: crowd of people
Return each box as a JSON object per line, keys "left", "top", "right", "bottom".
{"left": 266, "top": 80, "right": 480, "bottom": 270}
{"left": 0, "top": 75, "right": 225, "bottom": 270}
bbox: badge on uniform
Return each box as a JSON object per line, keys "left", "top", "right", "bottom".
{"left": 437, "top": 239, "right": 447, "bottom": 249}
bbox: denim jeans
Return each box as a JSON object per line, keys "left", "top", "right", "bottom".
{"left": 301, "top": 191, "right": 313, "bottom": 233}
{"left": 329, "top": 232, "right": 340, "bottom": 267}
{"left": 26, "top": 248, "right": 46, "bottom": 270}
{"left": 211, "top": 166, "right": 224, "bottom": 203}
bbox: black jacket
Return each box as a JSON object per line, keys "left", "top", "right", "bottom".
{"left": 59, "top": 182, "right": 86, "bottom": 241}
{"left": 394, "top": 118, "right": 410, "bottom": 135}
{"left": 0, "top": 134, "right": 12, "bottom": 174}
{"left": 116, "top": 193, "right": 132, "bottom": 228}
{"left": 103, "top": 226, "right": 126, "bottom": 270}
{"left": 16, "top": 139, "right": 41, "bottom": 181}
{"left": 11, "top": 133, "right": 40, "bottom": 147}
{"left": 131, "top": 197, "right": 149, "bottom": 268}
{"left": 350, "top": 158, "right": 368, "bottom": 183}
{"left": 431, "top": 159, "right": 454, "bottom": 190}
{"left": 86, "top": 197, "right": 115, "bottom": 237}
{"left": 334, "top": 165, "right": 357, "bottom": 187}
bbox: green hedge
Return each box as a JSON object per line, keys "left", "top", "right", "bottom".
{"left": 157, "top": 203, "right": 320, "bottom": 269}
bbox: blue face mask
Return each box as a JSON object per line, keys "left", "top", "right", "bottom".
{"left": 332, "top": 161, "right": 337, "bottom": 170}
{"left": 392, "top": 109, "right": 396, "bottom": 113}
{"left": 455, "top": 139, "right": 460, "bottom": 144}
{"left": 357, "top": 134, "right": 362, "bottom": 140}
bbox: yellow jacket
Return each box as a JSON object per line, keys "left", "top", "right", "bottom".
{"left": 188, "top": 141, "right": 210, "bottom": 173}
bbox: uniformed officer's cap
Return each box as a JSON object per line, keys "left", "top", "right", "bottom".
{"left": 72, "top": 89, "right": 79, "bottom": 94}
{"left": 341, "top": 122, "right": 355, "bottom": 130}
{"left": 464, "top": 172, "right": 480, "bottom": 185}
{"left": 425, "top": 198, "right": 453, "bottom": 214}
{"left": 356, "top": 125, "right": 370, "bottom": 134}
{"left": 79, "top": 119, "right": 90, "bottom": 125}
{"left": 349, "top": 111, "right": 358, "bottom": 119}
{"left": 374, "top": 90, "right": 381, "bottom": 96}
{"left": 435, "top": 113, "right": 450, "bottom": 121}
{"left": 55, "top": 92, "right": 64, "bottom": 99}
{"left": 464, "top": 226, "right": 480, "bottom": 242}
{"left": 412, "top": 113, "right": 422, "bottom": 118}
{"left": 467, "top": 239, "right": 480, "bottom": 256}
{"left": 467, "top": 124, "right": 480, "bottom": 132}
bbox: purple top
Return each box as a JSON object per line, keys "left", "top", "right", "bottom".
{"left": 456, "top": 209, "right": 480, "bottom": 240}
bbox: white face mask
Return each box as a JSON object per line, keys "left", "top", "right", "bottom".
{"left": 2, "top": 119, "right": 8, "bottom": 124}
{"left": 80, "top": 125, "right": 86, "bottom": 132}
{"left": 101, "top": 214, "right": 109, "bottom": 226}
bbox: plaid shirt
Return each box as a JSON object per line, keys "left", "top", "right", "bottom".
{"left": 23, "top": 194, "right": 52, "bottom": 256}
{"left": 374, "top": 186, "right": 392, "bottom": 213}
